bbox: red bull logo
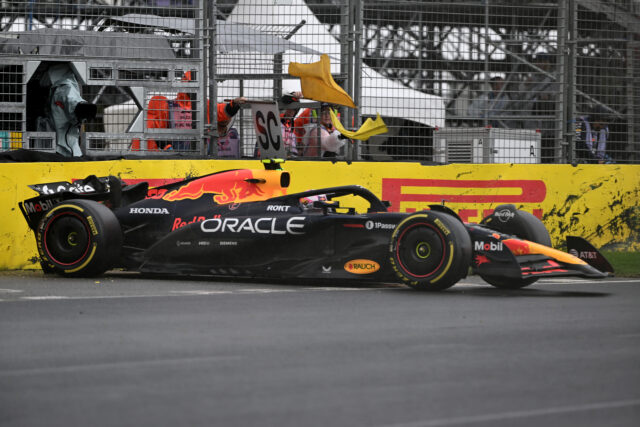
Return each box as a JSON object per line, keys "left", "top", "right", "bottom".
{"left": 171, "top": 215, "right": 220, "bottom": 231}
{"left": 161, "top": 170, "right": 287, "bottom": 204}
{"left": 119, "top": 179, "right": 182, "bottom": 200}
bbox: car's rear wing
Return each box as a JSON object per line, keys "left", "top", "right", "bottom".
{"left": 18, "top": 175, "right": 147, "bottom": 230}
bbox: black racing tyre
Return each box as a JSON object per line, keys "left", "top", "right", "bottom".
{"left": 507, "top": 210, "right": 551, "bottom": 247}
{"left": 479, "top": 274, "right": 538, "bottom": 289}
{"left": 39, "top": 260, "right": 57, "bottom": 275}
{"left": 480, "top": 205, "right": 551, "bottom": 246}
{"left": 389, "top": 211, "right": 472, "bottom": 291}
{"left": 479, "top": 205, "right": 551, "bottom": 289}
{"left": 36, "top": 199, "right": 122, "bottom": 277}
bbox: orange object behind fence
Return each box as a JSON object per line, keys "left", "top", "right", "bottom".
{"left": 131, "top": 95, "right": 170, "bottom": 151}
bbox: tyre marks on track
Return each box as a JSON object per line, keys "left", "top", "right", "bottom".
{"left": 0, "top": 284, "right": 402, "bottom": 302}
{"left": 1, "top": 278, "right": 636, "bottom": 303}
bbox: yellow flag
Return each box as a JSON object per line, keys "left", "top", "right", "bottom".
{"left": 330, "top": 110, "right": 388, "bottom": 141}
{"left": 288, "top": 54, "right": 357, "bottom": 108}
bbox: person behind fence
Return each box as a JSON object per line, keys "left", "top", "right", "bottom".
{"left": 591, "top": 115, "right": 613, "bottom": 163}
{"left": 39, "top": 63, "right": 96, "bottom": 157}
{"left": 168, "top": 90, "right": 195, "bottom": 151}
{"left": 208, "top": 96, "right": 246, "bottom": 157}
{"left": 467, "top": 76, "right": 513, "bottom": 128}
{"left": 280, "top": 91, "right": 303, "bottom": 157}
{"left": 575, "top": 114, "right": 613, "bottom": 164}
{"left": 303, "top": 103, "right": 345, "bottom": 158}
{"left": 575, "top": 115, "right": 595, "bottom": 163}
{"left": 293, "top": 104, "right": 321, "bottom": 152}
{"left": 216, "top": 122, "right": 240, "bottom": 158}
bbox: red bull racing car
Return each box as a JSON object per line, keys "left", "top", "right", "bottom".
{"left": 18, "top": 163, "right": 613, "bottom": 291}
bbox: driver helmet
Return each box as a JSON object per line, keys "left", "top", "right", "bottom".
{"left": 300, "top": 194, "right": 327, "bottom": 210}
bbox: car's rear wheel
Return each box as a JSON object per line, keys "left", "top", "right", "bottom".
{"left": 36, "top": 199, "right": 122, "bottom": 277}
{"left": 479, "top": 205, "right": 551, "bottom": 289}
{"left": 389, "top": 211, "right": 471, "bottom": 291}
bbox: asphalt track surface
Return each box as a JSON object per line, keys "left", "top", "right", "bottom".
{"left": 0, "top": 271, "right": 639, "bottom": 427}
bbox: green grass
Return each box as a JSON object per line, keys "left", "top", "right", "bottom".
{"left": 602, "top": 252, "right": 640, "bottom": 277}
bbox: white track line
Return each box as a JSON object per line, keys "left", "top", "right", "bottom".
{"left": 3, "top": 278, "right": 636, "bottom": 303}
{"left": 170, "top": 290, "right": 236, "bottom": 295}
{"left": 0, "top": 354, "right": 243, "bottom": 377}
{"left": 384, "top": 398, "right": 640, "bottom": 427}
{"left": 537, "top": 279, "right": 637, "bottom": 285}
{"left": 6, "top": 286, "right": 389, "bottom": 302}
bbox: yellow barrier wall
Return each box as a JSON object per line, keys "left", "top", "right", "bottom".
{"left": 1, "top": 160, "right": 639, "bottom": 270}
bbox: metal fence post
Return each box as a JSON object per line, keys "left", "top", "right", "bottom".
{"left": 341, "top": 0, "right": 353, "bottom": 161}
{"left": 565, "top": 0, "right": 577, "bottom": 164}
{"left": 558, "top": 0, "right": 569, "bottom": 163}
{"left": 353, "top": 0, "right": 362, "bottom": 161}
{"left": 483, "top": 0, "right": 490, "bottom": 128}
{"left": 199, "top": 0, "right": 207, "bottom": 156}
{"left": 627, "top": 39, "right": 636, "bottom": 161}
{"left": 344, "top": 0, "right": 364, "bottom": 161}
{"left": 1, "top": 0, "right": 636, "bottom": 163}
{"left": 209, "top": 0, "right": 218, "bottom": 158}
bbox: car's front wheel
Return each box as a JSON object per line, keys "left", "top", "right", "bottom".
{"left": 389, "top": 211, "right": 472, "bottom": 291}
{"left": 479, "top": 205, "right": 551, "bottom": 289}
{"left": 477, "top": 274, "right": 538, "bottom": 289}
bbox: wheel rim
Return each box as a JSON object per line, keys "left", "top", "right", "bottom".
{"left": 396, "top": 223, "right": 446, "bottom": 278}
{"left": 44, "top": 212, "right": 91, "bottom": 266}
{"left": 415, "top": 241, "right": 431, "bottom": 259}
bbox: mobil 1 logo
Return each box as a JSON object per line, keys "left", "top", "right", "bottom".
{"left": 251, "top": 101, "right": 285, "bottom": 159}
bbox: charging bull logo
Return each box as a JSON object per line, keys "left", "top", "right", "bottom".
{"left": 162, "top": 170, "right": 286, "bottom": 204}
{"left": 474, "top": 254, "right": 490, "bottom": 266}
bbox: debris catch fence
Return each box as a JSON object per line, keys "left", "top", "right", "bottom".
{"left": 1, "top": 0, "right": 638, "bottom": 164}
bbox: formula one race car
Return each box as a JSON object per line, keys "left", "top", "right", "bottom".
{"left": 18, "top": 162, "right": 613, "bottom": 291}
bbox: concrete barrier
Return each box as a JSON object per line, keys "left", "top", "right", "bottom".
{"left": 1, "top": 160, "right": 638, "bottom": 270}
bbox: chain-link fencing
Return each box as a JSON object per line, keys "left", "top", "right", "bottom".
{"left": 1, "top": 0, "right": 638, "bottom": 164}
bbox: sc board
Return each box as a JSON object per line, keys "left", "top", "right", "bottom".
{"left": 251, "top": 102, "right": 285, "bottom": 159}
